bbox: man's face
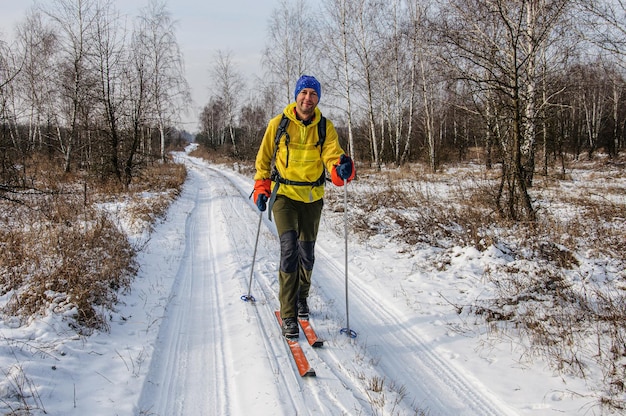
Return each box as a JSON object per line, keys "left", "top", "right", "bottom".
{"left": 295, "top": 88, "right": 319, "bottom": 119}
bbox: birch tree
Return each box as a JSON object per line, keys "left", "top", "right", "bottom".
{"left": 262, "top": 0, "right": 317, "bottom": 105}
{"left": 199, "top": 97, "right": 226, "bottom": 148}
{"left": 319, "top": 0, "right": 358, "bottom": 158}
{"left": 400, "top": 0, "right": 428, "bottom": 166}
{"left": 352, "top": 0, "right": 384, "bottom": 170}
{"left": 0, "top": 37, "right": 23, "bottom": 189}
{"left": 42, "top": 0, "right": 100, "bottom": 173}
{"left": 15, "top": 10, "right": 56, "bottom": 150}
{"left": 518, "top": 0, "right": 571, "bottom": 185}
{"left": 576, "top": 0, "right": 626, "bottom": 156}
{"left": 136, "top": 0, "right": 189, "bottom": 162}
{"left": 379, "top": 0, "right": 406, "bottom": 166}
{"left": 91, "top": 0, "right": 126, "bottom": 180}
{"left": 437, "top": 0, "right": 517, "bottom": 217}
{"left": 210, "top": 50, "right": 245, "bottom": 156}
{"left": 412, "top": 0, "right": 443, "bottom": 172}
{"left": 122, "top": 16, "right": 151, "bottom": 186}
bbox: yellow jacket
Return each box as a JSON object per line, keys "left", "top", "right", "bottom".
{"left": 254, "top": 103, "right": 345, "bottom": 203}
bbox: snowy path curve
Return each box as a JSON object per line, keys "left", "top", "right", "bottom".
{"left": 137, "top": 153, "right": 519, "bottom": 415}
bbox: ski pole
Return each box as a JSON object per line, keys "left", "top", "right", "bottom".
{"left": 241, "top": 211, "right": 263, "bottom": 302}
{"left": 340, "top": 181, "right": 357, "bottom": 338}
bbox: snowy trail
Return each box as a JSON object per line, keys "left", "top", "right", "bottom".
{"left": 138, "top": 157, "right": 360, "bottom": 415}
{"left": 137, "top": 153, "right": 519, "bottom": 415}
{"left": 137, "top": 169, "right": 242, "bottom": 415}
{"left": 313, "top": 244, "right": 516, "bottom": 416}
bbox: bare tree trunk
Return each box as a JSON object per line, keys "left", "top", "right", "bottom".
{"left": 319, "top": 0, "right": 357, "bottom": 159}
{"left": 521, "top": 0, "right": 538, "bottom": 186}
{"left": 420, "top": 56, "right": 436, "bottom": 172}
{"left": 93, "top": 1, "right": 123, "bottom": 181}
{"left": 400, "top": 0, "right": 426, "bottom": 166}
{"left": 511, "top": 89, "right": 535, "bottom": 220}
{"left": 340, "top": 1, "right": 356, "bottom": 158}
{"left": 609, "top": 71, "right": 622, "bottom": 157}
{"left": 388, "top": 0, "right": 403, "bottom": 166}
{"left": 582, "top": 84, "right": 603, "bottom": 160}
{"left": 211, "top": 50, "right": 244, "bottom": 157}
{"left": 158, "top": 120, "right": 166, "bottom": 161}
{"left": 263, "top": 0, "right": 315, "bottom": 104}
{"left": 354, "top": 0, "right": 380, "bottom": 170}
{"left": 138, "top": 0, "right": 190, "bottom": 162}
{"left": 43, "top": 0, "right": 98, "bottom": 173}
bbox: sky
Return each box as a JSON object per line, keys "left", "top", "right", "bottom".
{"left": 0, "top": 0, "right": 293, "bottom": 131}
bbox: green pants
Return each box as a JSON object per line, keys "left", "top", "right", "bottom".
{"left": 272, "top": 195, "right": 323, "bottom": 319}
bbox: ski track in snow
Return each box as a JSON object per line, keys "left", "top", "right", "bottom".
{"left": 137, "top": 153, "right": 519, "bottom": 415}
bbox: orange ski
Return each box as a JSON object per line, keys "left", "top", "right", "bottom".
{"left": 298, "top": 319, "right": 324, "bottom": 348}
{"left": 275, "top": 311, "right": 316, "bottom": 377}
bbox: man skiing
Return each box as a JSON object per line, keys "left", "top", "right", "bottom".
{"left": 253, "top": 75, "right": 355, "bottom": 339}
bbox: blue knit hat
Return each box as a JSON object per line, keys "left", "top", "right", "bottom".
{"left": 294, "top": 75, "right": 321, "bottom": 101}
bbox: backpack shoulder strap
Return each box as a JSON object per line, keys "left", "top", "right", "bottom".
{"left": 315, "top": 116, "right": 326, "bottom": 149}
{"left": 267, "top": 114, "right": 290, "bottom": 221}
{"left": 275, "top": 114, "right": 290, "bottom": 147}
{"left": 271, "top": 114, "right": 290, "bottom": 167}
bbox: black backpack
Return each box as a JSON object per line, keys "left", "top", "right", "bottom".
{"left": 271, "top": 114, "right": 326, "bottom": 169}
{"left": 265, "top": 114, "right": 328, "bottom": 220}
{"left": 269, "top": 114, "right": 327, "bottom": 186}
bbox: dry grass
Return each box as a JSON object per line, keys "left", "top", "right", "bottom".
{"left": 474, "top": 263, "right": 626, "bottom": 410}
{"left": 324, "top": 166, "right": 501, "bottom": 251}
{"left": 323, "top": 156, "right": 625, "bottom": 411}
{"left": 188, "top": 146, "right": 255, "bottom": 177}
{"left": 0, "top": 157, "right": 186, "bottom": 333}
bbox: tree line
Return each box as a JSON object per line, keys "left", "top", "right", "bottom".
{"left": 0, "top": 0, "right": 189, "bottom": 193}
{"left": 200, "top": 0, "right": 626, "bottom": 220}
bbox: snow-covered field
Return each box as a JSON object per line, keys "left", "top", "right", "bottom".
{"left": 1, "top": 147, "right": 623, "bottom": 415}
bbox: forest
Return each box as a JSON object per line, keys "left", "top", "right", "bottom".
{"left": 1, "top": 0, "right": 625, "bottom": 220}
{"left": 199, "top": 0, "right": 626, "bottom": 221}
{"left": 0, "top": 0, "right": 189, "bottom": 191}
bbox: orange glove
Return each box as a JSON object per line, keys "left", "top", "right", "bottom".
{"left": 331, "top": 155, "right": 355, "bottom": 186}
{"left": 253, "top": 179, "right": 271, "bottom": 211}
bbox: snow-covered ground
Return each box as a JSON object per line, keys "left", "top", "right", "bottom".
{"left": 0, "top": 148, "right": 621, "bottom": 415}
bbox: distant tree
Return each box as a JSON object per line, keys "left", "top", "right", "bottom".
{"left": 199, "top": 97, "right": 226, "bottom": 149}
{"left": 262, "top": 0, "right": 317, "bottom": 105}
{"left": 91, "top": 1, "right": 126, "bottom": 181}
{"left": 408, "top": 0, "right": 441, "bottom": 171}
{"left": 0, "top": 36, "right": 23, "bottom": 189}
{"left": 319, "top": 0, "right": 358, "bottom": 159}
{"left": 400, "top": 0, "right": 429, "bottom": 167}
{"left": 576, "top": 0, "right": 626, "bottom": 62}
{"left": 378, "top": 0, "right": 408, "bottom": 167}
{"left": 136, "top": 0, "right": 190, "bottom": 162}
{"left": 210, "top": 50, "right": 245, "bottom": 157}
{"left": 15, "top": 9, "right": 56, "bottom": 152}
{"left": 576, "top": 0, "right": 626, "bottom": 156}
{"left": 239, "top": 103, "right": 268, "bottom": 158}
{"left": 351, "top": 0, "right": 385, "bottom": 170}
{"left": 121, "top": 14, "right": 152, "bottom": 186}
{"left": 41, "top": 0, "right": 100, "bottom": 173}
